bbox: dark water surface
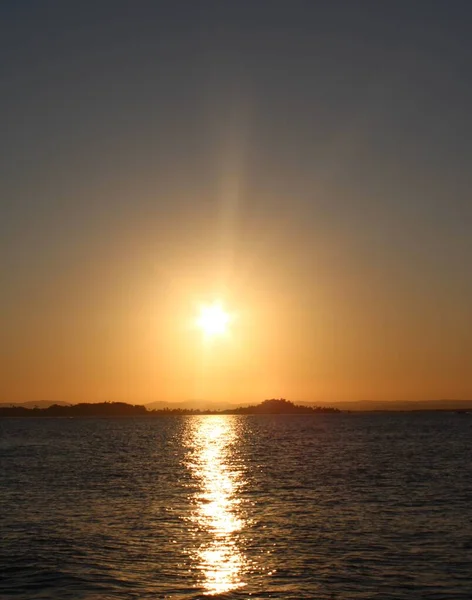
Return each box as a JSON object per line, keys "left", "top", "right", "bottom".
{"left": 1, "top": 414, "right": 472, "bottom": 599}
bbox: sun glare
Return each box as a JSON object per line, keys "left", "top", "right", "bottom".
{"left": 185, "top": 416, "right": 247, "bottom": 594}
{"left": 196, "top": 302, "right": 231, "bottom": 338}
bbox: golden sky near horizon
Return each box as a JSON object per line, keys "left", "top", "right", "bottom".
{"left": 2, "top": 222, "right": 471, "bottom": 405}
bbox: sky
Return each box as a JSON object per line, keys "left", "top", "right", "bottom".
{"left": 1, "top": 1, "right": 471, "bottom": 405}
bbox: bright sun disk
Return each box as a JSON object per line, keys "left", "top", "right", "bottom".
{"left": 196, "top": 302, "right": 231, "bottom": 337}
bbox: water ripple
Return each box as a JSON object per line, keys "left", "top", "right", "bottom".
{"left": 1, "top": 413, "right": 471, "bottom": 598}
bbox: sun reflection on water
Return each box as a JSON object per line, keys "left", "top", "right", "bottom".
{"left": 185, "top": 416, "right": 247, "bottom": 595}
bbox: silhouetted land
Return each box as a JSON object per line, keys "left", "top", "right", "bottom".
{"left": 0, "top": 398, "right": 341, "bottom": 418}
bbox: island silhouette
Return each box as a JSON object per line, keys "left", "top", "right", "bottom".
{"left": 0, "top": 398, "right": 340, "bottom": 418}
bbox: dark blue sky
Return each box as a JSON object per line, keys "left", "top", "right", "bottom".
{"left": 1, "top": 1, "right": 471, "bottom": 403}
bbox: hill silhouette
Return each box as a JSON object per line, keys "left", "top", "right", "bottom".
{"left": 0, "top": 400, "right": 71, "bottom": 409}
{"left": 221, "top": 398, "right": 340, "bottom": 414}
{"left": 0, "top": 399, "right": 340, "bottom": 418}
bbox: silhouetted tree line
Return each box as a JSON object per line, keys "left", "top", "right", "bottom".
{"left": 0, "top": 402, "right": 147, "bottom": 418}
{"left": 0, "top": 398, "right": 340, "bottom": 418}
{"left": 223, "top": 398, "right": 341, "bottom": 414}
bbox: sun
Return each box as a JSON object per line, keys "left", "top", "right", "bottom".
{"left": 196, "top": 302, "right": 231, "bottom": 338}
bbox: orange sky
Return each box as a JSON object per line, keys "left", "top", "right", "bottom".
{"left": 2, "top": 220, "right": 471, "bottom": 405}
{"left": 1, "top": 4, "right": 472, "bottom": 405}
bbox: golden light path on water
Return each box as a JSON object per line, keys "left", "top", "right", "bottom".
{"left": 184, "top": 416, "right": 248, "bottom": 595}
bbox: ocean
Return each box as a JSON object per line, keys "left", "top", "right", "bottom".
{"left": 1, "top": 413, "right": 471, "bottom": 599}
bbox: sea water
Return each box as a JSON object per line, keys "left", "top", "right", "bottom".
{"left": 1, "top": 413, "right": 471, "bottom": 599}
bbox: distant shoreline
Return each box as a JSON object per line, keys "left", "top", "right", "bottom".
{"left": 0, "top": 398, "right": 341, "bottom": 418}
{"left": 1, "top": 402, "right": 470, "bottom": 418}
